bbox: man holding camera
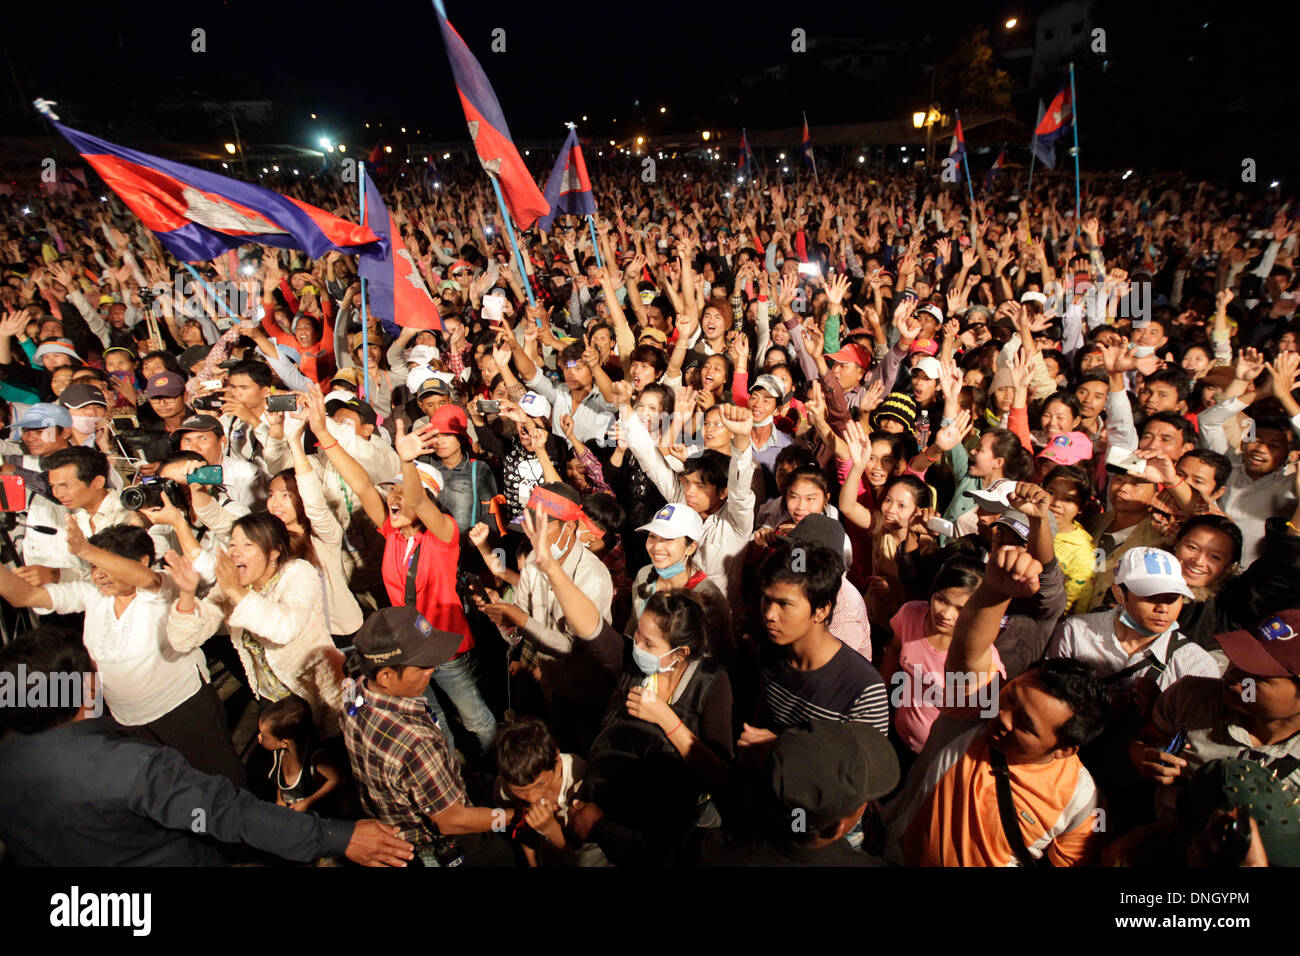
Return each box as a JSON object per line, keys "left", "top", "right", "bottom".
{"left": 176, "top": 414, "right": 263, "bottom": 510}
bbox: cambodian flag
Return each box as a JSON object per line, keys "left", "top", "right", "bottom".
{"left": 738, "top": 128, "right": 758, "bottom": 178}
{"left": 1033, "top": 84, "right": 1073, "bottom": 170}
{"left": 358, "top": 169, "right": 443, "bottom": 333}
{"left": 433, "top": 0, "right": 549, "bottom": 229}
{"left": 41, "top": 112, "right": 380, "bottom": 263}
{"left": 985, "top": 144, "right": 1007, "bottom": 189}
{"left": 538, "top": 127, "right": 595, "bottom": 232}
{"left": 800, "top": 116, "right": 816, "bottom": 176}
{"left": 948, "top": 116, "right": 968, "bottom": 183}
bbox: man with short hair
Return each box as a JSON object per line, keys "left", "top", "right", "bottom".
{"left": 743, "top": 542, "right": 890, "bottom": 745}
{"left": 144, "top": 371, "right": 190, "bottom": 433}
{"left": 175, "top": 414, "right": 263, "bottom": 509}
{"left": 883, "top": 546, "right": 1109, "bottom": 867}
{"left": 219, "top": 360, "right": 273, "bottom": 463}
{"left": 29, "top": 446, "right": 136, "bottom": 585}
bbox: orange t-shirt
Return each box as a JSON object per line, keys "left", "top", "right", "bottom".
{"left": 887, "top": 716, "right": 1102, "bottom": 867}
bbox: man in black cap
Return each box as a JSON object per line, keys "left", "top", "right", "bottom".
{"left": 342, "top": 607, "right": 513, "bottom": 866}
{"left": 175, "top": 414, "right": 262, "bottom": 510}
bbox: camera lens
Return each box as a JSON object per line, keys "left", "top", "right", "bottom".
{"left": 120, "top": 486, "right": 148, "bottom": 511}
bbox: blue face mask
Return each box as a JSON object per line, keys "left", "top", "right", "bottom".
{"left": 631, "top": 642, "right": 679, "bottom": 676}
{"left": 654, "top": 558, "right": 688, "bottom": 580}
{"left": 1119, "top": 609, "right": 1162, "bottom": 638}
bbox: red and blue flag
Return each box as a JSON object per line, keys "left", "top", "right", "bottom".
{"left": 1033, "top": 84, "right": 1073, "bottom": 169}
{"left": 42, "top": 113, "right": 380, "bottom": 263}
{"left": 538, "top": 127, "right": 595, "bottom": 232}
{"left": 985, "top": 144, "right": 1007, "bottom": 189}
{"left": 433, "top": 0, "right": 549, "bottom": 229}
{"left": 738, "top": 128, "right": 757, "bottom": 178}
{"left": 799, "top": 116, "right": 816, "bottom": 176}
{"left": 948, "top": 116, "right": 968, "bottom": 182}
{"left": 358, "top": 169, "right": 443, "bottom": 333}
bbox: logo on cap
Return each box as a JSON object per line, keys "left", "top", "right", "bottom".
{"left": 415, "top": 615, "right": 432, "bottom": 636}
{"left": 655, "top": 504, "right": 675, "bottom": 521}
{"left": 1260, "top": 616, "right": 1296, "bottom": 642}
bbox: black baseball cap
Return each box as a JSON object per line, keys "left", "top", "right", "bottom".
{"left": 769, "top": 722, "right": 900, "bottom": 830}
{"left": 179, "top": 345, "right": 212, "bottom": 369}
{"left": 778, "top": 513, "right": 847, "bottom": 559}
{"left": 175, "top": 414, "right": 224, "bottom": 437}
{"left": 326, "top": 397, "right": 378, "bottom": 427}
{"left": 57, "top": 383, "right": 108, "bottom": 409}
{"left": 353, "top": 607, "right": 462, "bottom": 670}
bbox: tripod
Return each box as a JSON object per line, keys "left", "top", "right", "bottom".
{"left": 0, "top": 511, "right": 38, "bottom": 645}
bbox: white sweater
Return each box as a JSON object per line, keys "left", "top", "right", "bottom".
{"left": 167, "top": 558, "right": 344, "bottom": 735}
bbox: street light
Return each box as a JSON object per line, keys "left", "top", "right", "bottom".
{"left": 701, "top": 131, "right": 711, "bottom": 142}
{"left": 224, "top": 143, "right": 237, "bottom": 154}
{"left": 385, "top": 146, "right": 392, "bottom": 153}
{"left": 659, "top": 106, "right": 666, "bottom": 113}
{"left": 1005, "top": 17, "right": 1018, "bottom": 29}
{"left": 912, "top": 112, "right": 926, "bottom": 128}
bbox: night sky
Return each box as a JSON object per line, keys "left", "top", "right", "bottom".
{"left": 2, "top": 0, "right": 1291, "bottom": 175}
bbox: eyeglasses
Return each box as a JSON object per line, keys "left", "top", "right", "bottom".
{"left": 451, "top": 269, "right": 470, "bottom": 277}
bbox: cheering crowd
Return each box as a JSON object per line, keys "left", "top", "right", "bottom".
{"left": 0, "top": 159, "right": 1298, "bottom": 868}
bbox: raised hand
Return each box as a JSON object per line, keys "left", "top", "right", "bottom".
{"left": 1008, "top": 482, "right": 1052, "bottom": 519}
{"left": 859, "top": 378, "right": 886, "bottom": 414}
{"left": 394, "top": 419, "right": 438, "bottom": 462}
{"left": 933, "top": 408, "right": 973, "bottom": 452}
{"left": 718, "top": 402, "right": 753, "bottom": 439}
{"left": 1234, "top": 347, "right": 1266, "bottom": 383}
{"left": 984, "top": 545, "right": 1043, "bottom": 600}
{"left": 162, "top": 549, "right": 201, "bottom": 594}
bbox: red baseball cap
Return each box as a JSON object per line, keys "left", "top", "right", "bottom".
{"left": 825, "top": 343, "right": 872, "bottom": 370}
{"left": 427, "top": 404, "right": 469, "bottom": 438}
{"left": 1216, "top": 611, "right": 1300, "bottom": 678}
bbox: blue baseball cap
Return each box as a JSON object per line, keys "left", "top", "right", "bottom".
{"left": 12, "top": 402, "right": 72, "bottom": 432}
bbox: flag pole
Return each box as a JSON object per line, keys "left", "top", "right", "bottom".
{"left": 1069, "top": 62, "right": 1081, "bottom": 236}
{"left": 803, "top": 111, "right": 818, "bottom": 185}
{"left": 178, "top": 262, "right": 241, "bottom": 325}
{"left": 1027, "top": 99, "right": 1042, "bottom": 199}
{"left": 359, "top": 161, "right": 371, "bottom": 401}
{"left": 489, "top": 173, "right": 536, "bottom": 310}
{"left": 957, "top": 110, "right": 978, "bottom": 240}
{"left": 587, "top": 216, "right": 603, "bottom": 269}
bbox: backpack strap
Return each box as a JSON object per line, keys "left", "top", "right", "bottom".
{"left": 1104, "top": 631, "right": 1190, "bottom": 685}
{"left": 469, "top": 460, "right": 479, "bottom": 528}
{"left": 989, "top": 748, "right": 1051, "bottom": 868}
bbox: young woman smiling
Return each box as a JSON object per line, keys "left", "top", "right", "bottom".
{"left": 166, "top": 512, "right": 345, "bottom": 737}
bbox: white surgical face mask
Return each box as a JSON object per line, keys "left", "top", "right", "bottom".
{"left": 753, "top": 414, "right": 774, "bottom": 428}
{"left": 71, "top": 415, "right": 100, "bottom": 434}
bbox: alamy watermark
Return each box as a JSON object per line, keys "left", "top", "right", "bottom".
{"left": 890, "top": 667, "right": 1000, "bottom": 718}
{"left": 0, "top": 666, "right": 103, "bottom": 718}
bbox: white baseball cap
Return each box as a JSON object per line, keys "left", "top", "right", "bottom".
{"left": 1115, "top": 547, "right": 1193, "bottom": 599}
{"left": 519, "top": 391, "right": 552, "bottom": 420}
{"left": 968, "top": 478, "right": 1016, "bottom": 514}
{"left": 406, "top": 368, "right": 436, "bottom": 396}
{"left": 1020, "top": 291, "right": 1047, "bottom": 307}
{"left": 637, "top": 502, "right": 705, "bottom": 542}
{"left": 911, "top": 356, "right": 942, "bottom": 380}
{"left": 406, "top": 345, "right": 438, "bottom": 367}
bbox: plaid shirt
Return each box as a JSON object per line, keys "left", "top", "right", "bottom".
{"left": 341, "top": 684, "right": 467, "bottom": 846}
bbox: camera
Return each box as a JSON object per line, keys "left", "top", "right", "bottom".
{"left": 267, "top": 393, "right": 299, "bottom": 412}
{"left": 116, "top": 428, "right": 175, "bottom": 464}
{"left": 121, "top": 478, "right": 185, "bottom": 511}
{"left": 119, "top": 465, "right": 223, "bottom": 511}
